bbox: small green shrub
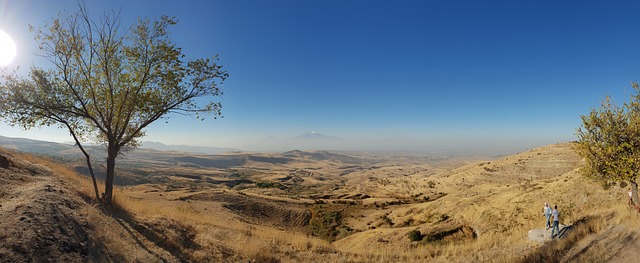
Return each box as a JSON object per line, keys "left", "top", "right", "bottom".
{"left": 601, "top": 181, "right": 610, "bottom": 190}
{"left": 620, "top": 181, "right": 628, "bottom": 188}
{"left": 308, "top": 209, "right": 352, "bottom": 242}
{"left": 407, "top": 229, "right": 423, "bottom": 241}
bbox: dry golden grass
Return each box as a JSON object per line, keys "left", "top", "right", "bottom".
{"left": 109, "top": 143, "right": 640, "bottom": 262}
{"left": 7, "top": 143, "right": 640, "bottom": 262}
{"left": 10, "top": 151, "right": 104, "bottom": 200}
{"left": 112, "top": 188, "right": 342, "bottom": 262}
{"left": 332, "top": 143, "right": 638, "bottom": 262}
{"left": 5, "top": 151, "right": 183, "bottom": 261}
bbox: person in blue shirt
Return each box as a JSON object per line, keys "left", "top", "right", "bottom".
{"left": 551, "top": 205, "right": 560, "bottom": 238}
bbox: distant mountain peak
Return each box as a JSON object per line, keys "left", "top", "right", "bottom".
{"left": 292, "top": 132, "right": 340, "bottom": 140}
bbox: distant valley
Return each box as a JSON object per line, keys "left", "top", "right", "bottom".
{"left": 1, "top": 135, "right": 638, "bottom": 262}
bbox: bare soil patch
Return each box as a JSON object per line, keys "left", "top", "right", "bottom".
{"left": 0, "top": 152, "right": 94, "bottom": 262}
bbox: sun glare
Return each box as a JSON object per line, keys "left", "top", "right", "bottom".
{"left": 0, "top": 29, "right": 17, "bottom": 66}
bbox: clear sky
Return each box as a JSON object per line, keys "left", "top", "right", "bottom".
{"left": 1, "top": 0, "right": 640, "bottom": 154}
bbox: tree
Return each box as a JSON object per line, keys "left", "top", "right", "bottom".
{"left": 0, "top": 5, "right": 227, "bottom": 205}
{"left": 576, "top": 82, "right": 640, "bottom": 206}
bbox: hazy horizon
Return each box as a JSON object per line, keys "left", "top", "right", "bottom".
{"left": 1, "top": 1, "right": 637, "bottom": 155}
{"left": 0, "top": 131, "right": 567, "bottom": 156}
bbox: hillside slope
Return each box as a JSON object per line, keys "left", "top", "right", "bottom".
{"left": 2, "top": 143, "right": 640, "bottom": 262}
{"left": 0, "top": 151, "right": 93, "bottom": 262}
{"left": 0, "top": 149, "right": 190, "bottom": 262}
{"left": 334, "top": 143, "right": 640, "bottom": 262}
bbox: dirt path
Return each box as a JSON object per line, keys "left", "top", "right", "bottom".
{"left": 527, "top": 224, "right": 569, "bottom": 243}
{"left": 0, "top": 160, "right": 92, "bottom": 262}
{"left": 0, "top": 154, "right": 182, "bottom": 262}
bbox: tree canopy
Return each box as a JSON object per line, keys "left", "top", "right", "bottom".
{"left": 576, "top": 82, "right": 640, "bottom": 206}
{"left": 0, "top": 5, "right": 227, "bottom": 205}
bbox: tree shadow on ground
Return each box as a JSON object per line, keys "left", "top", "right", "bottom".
{"left": 109, "top": 205, "right": 200, "bottom": 263}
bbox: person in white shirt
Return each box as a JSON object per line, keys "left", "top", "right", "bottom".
{"left": 543, "top": 203, "right": 552, "bottom": 230}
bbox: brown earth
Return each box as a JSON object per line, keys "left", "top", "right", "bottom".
{"left": 0, "top": 151, "right": 93, "bottom": 262}
{"left": 0, "top": 150, "right": 200, "bottom": 262}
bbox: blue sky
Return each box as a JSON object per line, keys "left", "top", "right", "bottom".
{"left": 1, "top": 0, "right": 640, "bottom": 154}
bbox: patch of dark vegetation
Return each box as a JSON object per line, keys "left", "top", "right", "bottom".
{"left": 422, "top": 225, "right": 475, "bottom": 243}
{"left": 409, "top": 224, "right": 476, "bottom": 245}
{"left": 427, "top": 180, "right": 437, "bottom": 188}
{"left": 256, "top": 181, "right": 285, "bottom": 189}
{"left": 228, "top": 171, "right": 243, "bottom": 178}
{"left": 619, "top": 181, "right": 628, "bottom": 188}
{"left": 226, "top": 169, "right": 260, "bottom": 180}
{"left": 407, "top": 229, "right": 423, "bottom": 241}
{"left": 308, "top": 207, "right": 353, "bottom": 242}
{"left": 380, "top": 213, "right": 394, "bottom": 227}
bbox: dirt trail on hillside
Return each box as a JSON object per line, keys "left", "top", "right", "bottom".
{"left": 0, "top": 157, "right": 92, "bottom": 262}
{"left": 0, "top": 153, "right": 185, "bottom": 262}
{"left": 528, "top": 224, "right": 569, "bottom": 243}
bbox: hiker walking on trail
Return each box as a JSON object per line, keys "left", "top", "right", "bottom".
{"left": 551, "top": 205, "right": 560, "bottom": 238}
{"left": 543, "top": 203, "right": 552, "bottom": 230}
{"left": 629, "top": 188, "right": 633, "bottom": 206}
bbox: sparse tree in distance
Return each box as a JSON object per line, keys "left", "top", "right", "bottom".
{"left": 576, "top": 82, "right": 640, "bottom": 206}
{"left": 0, "top": 4, "right": 227, "bottom": 205}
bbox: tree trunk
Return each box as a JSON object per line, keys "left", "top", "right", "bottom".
{"left": 104, "top": 145, "right": 118, "bottom": 206}
{"left": 62, "top": 122, "right": 100, "bottom": 201}
{"left": 631, "top": 180, "right": 640, "bottom": 207}
{"left": 83, "top": 153, "right": 100, "bottom": 202}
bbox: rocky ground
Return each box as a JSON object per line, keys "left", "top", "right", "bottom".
{"left": 527, "top": 224, "right": 569, "bottom": 243}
